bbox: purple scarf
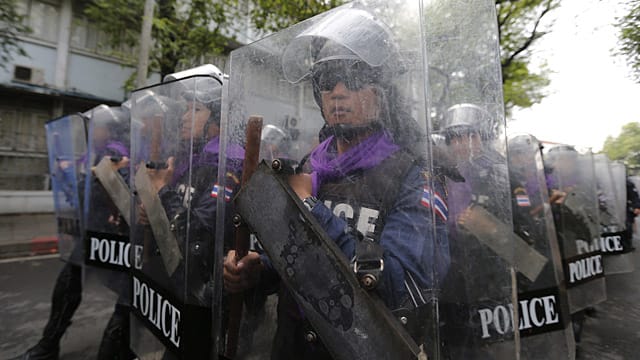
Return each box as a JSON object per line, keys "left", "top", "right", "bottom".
{"left": 310, "top": 131, "right": 399, "bottom": 196}
{"left": 171, "top": 136, "right": 245, "bottom": 186}
{"left": 105, "top": 141, "right": 129, "bottom": 158}
{"left": 85, "top": 140, "right": 129, "bottom": 166}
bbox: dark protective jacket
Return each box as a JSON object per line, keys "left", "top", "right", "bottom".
{"left": 509, "top": 171, "right": 557, "bottom": 291}
{"left": 85, "top": 142, "right": 131, "bottom": 300}
{"left": 627, "top": 179, "right": 640, "bottom": 227}
{"left": 263, "top": 144, "right": 450, "bottom": 359}
{"left": 144, "top": 137, "right": 243, "bottom": 305}
{"left": 440, "top": 150, "right": 515, "bottom": 354}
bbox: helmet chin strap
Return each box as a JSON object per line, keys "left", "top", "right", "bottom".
{"left": 327, "top": 122, "right": 383, "bottom": 142}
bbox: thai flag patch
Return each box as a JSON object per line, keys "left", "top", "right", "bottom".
{"left": 421, "top": 186, "right": 448, "bottom": 222}
{"left": 516, "top": 194, "right": 531, "bottom": 207}
{"left": 211, "top": 184, "right": 233, "bottom": 202}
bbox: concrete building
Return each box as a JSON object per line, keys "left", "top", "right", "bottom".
{"left": 0, "top": 0, "right": 160, "bottom": 215}
{"left": 0, "top": 0, "right": 292, "bottom": 248}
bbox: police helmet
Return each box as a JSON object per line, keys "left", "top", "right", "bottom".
{"left": 163, "top": 64, "right": 224, "bottom": 83}
{"left": 133, "top": 90, "right": 178, "bottom": 119}
{"left": 261, "top": 124, "right": 290, "bottom": 149}
{"left": 281, "top": 7, "right": 425, "bottom": 157}
{"left": 121, "top": 98, "right": 132, "bottom": 115}
{"left": 282, "top": 8, "right": 403, "bottom": 102}
{"left": 547, "top": 144, "right": 577, "bottom": 154}
{"left": 181, "top": 77, "right": 223, "bottom": 126}
{"left": 442, "top": 103, "right": 495, "bottom": 143}
{"left": 543, "top": 144, "right": 578, "bottom": 171}
{"left": 282, "top": 8, "right": 402, "bottom": 84}
{"left": 84, "top": 104, "right": 128, "bottom": 132}
{"left": 508, "top": 134, "right": 540, "bottom": 154}
{"left": 163, "top": 64, "right": 224, "bottom": 108}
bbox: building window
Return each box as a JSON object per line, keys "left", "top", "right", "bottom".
{"left": 0, "top": 107, "right": 48, "bottom": 153}
{"left": 70, "top": 16, "right": 103, "bottom": 52}
{"left": 70, "top": 15, "right": 137, "bottom": 59}
{"left": 0, "top": 106, "right": 50, "bottom": 191}
{"left": 18, "top": 0, "right": 61, "bottom": 43}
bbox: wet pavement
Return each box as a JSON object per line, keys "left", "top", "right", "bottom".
{"left": 0, "top": 255, "right": 114, "bottom": 360}
{"left": 0, "top": 249, "right": 639, "bottom": 359}
{"left": 578, "top": 249, "right": 640, "bottom": 360}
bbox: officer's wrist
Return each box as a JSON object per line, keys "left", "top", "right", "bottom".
{"left": 303, "top": 196, "right": 319, "bottom": 211}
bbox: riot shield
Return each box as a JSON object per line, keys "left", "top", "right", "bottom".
{"left": 508, "top": 134, "right": 575, "bottom": 359}
{"left": 215, "top": 1, "right": 512, "bottom": 359}
{"left": 630, "top": 175, "right": 640, "bottom": 249}
{"left": 425, "top": 1, "right": 518, "bottom": 359}
{"left": 610, "top": 161, "right": 629, "bottom": 235}
{"left": 45, "top": 114, "right": 88, "bottom": 264}
{"left": 543, "top": 148, "right": 606, "bottom": 314}
{"left": 611, "top": 161, "right": 635, "bottom": 269}
{"left": 594, "top": 154, "right": 634, "bottom": 274}
{"left": 129, "top": 68, "right": 235, "bottom": 360}
{"left": 82, "top": 104, "right": 132, "bottom": 301}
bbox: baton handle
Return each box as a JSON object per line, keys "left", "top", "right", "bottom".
{"left": 236, "top": 116, "right": 263, "bottom": 257}
{"left": 225, "top": 116, "right": 263, "bottom": 358}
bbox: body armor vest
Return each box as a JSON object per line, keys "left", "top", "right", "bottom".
{"left": 318, "top": 150, "right": 415, "bottom": 242}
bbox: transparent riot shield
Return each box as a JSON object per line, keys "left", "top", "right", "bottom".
{"left": 610, "top": 162, "right": 629, "bottom": 234}
{"left": 508, "top": 134, "right": 575, "bottom": 359}
{"left": 129, "top": 71, "right": 232, "bottom": 360}
{"left": 630, "top": 174, "right": 640, "bottom": 249}
{"left": 215, "top": 1, "right": 511, "bottom": 359}
{"left": 425, "top": 0, "right": 518, "bottom": 359}
{"left": 612, "top": 160, "right": 635, "bottom": 270}
{"left": 543, "top": 148, "right": 606, "bottom": 314}
{"left": 83, "top": 104, "right": 132, "bottom": 303}
{"left": 45, "top": 114, "right": 88, "bottom": 264}
{"left": 594, "top": 154, "right": 634, "bottom": 274}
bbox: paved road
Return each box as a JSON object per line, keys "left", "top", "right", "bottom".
{"left": 578, "top": 249, "right": 640, "bottom": 360}
{"left": 0, "top": 251, "right": 639, "bottom": 359}
{"left": 0, "top": 255, "right": 115, "bottom": 360}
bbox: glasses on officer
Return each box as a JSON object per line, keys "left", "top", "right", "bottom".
{"left": 311, "top": 60, "right": 382, "bottom": 92}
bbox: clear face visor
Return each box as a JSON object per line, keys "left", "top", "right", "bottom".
{"left": 136, "top": 90, "right": 174, "bottom": 114}
{"left": 311, "top": 59, "right": 384, "bottom": 94}
{"left": 445, "top": 104, "right": 489, "bottom": 129}
{"left": 83, "top": 104, "right": 111, "bottom": 120}
{"left": 180, "top": 77, "right": 222, "bottom": 108}
{"left": 281, "top": 7, "right": 398, "bottom": 83}
{"left": 261, "top": 125, "right": 288, "bottom": 145}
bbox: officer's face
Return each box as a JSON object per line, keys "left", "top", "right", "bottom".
{"left": 320, "top": 82, "right": 381, "bottom": 127}
{"left": 92, "top": 126, "right": 111, "bottom": 149}
{"left": 510, "top": 151, "right": 532, "bottom": 175}
{"left": 449, "top": 132, "right": 483, "bottom": 162}
{"left": 181, "top": 102, "right": 211, "bottom": 139}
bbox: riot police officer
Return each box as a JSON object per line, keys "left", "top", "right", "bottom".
{"left": 260, "top": 124, "right": 292, "bottom": 161}
{"left": 507, "top": 134, "right": 576, "bottom": 359}
{"left": 23, "top": 105, "right": 129, "bottom": 360}
{"left": 223, "top": 7, "right": 449, "bottom": 359}
{"left": 128, "top": 68, "right": 245, "bottom": 360}
{"left": 439, "top": 103, "right": 516, "bottom": 359}
{"left": 543, "top": 146, "right": 607, "bottom": 344}
{"left": 626, "top": 177, "right": 640, "bottom": 249}
{"left": 142, "top": 77, "right": 244, "bottom": 305}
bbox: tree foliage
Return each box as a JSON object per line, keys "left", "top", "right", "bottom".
{"left": 0, "top": 0, "right": 31, "bottom": 70}
{"left": 616, "top": 0, "right": 640, "bottom": 83}
{"left": 497, "top": 0, "right": 559, "bottom": 115}
{"left": 84, "top": 0, "right": 342, "bottom": 83}
{"left": 85, "top": 0, "right": 238, "bottom": 80}
{"left": 602, "top": 122, "right": 640, "bottom": 168}
{"left": 83, "top": 0, "right": 557, "bottom": 108}
{"left": 249, "top": 0, "right": 344, "bottom": 32}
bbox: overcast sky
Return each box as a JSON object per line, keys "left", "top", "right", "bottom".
{"left": 507, "top": 0, "right": 640, "bottom": 152}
